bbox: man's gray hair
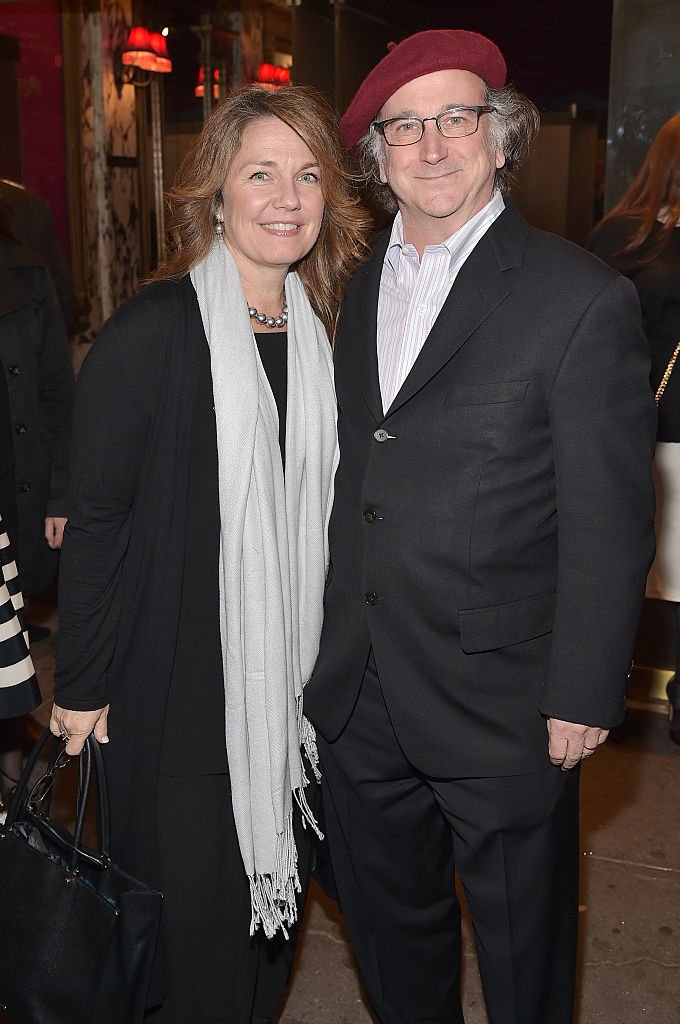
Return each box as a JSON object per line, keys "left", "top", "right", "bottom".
{"left": 357, "top": 83, "right": 540, "bottom": 214}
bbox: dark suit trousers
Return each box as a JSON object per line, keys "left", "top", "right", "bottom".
{"left": 318, "top": 653, "right": 580, "bottom": 1024}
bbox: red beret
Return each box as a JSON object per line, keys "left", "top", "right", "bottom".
{"left": 340, "top": 29, "right": 507, "bottom": 150}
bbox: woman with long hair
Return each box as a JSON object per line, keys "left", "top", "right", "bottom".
{"left": 49, "top": 85, "right": 370, "bottom": 1022}
{"left": 589, "top": 113, "right": 680, "bottom": 743}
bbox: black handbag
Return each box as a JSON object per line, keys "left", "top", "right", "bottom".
{"left": 0, "top": 730, "right": 162, "bottom": 1024}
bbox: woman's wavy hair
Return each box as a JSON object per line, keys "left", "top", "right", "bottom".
{"left": 154, "top": 85, "right": 371, "bottom": 337}
{"left": 594, "top": 113, "right": 680, "bottom": 258}
{"left": 357, "top": 83, "right": 540, "bottom": 214}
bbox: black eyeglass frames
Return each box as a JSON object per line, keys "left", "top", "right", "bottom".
{"left": 372, "top": 106, "right": 496, "bottom": 146}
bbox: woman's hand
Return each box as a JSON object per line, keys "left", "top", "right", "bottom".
{"left": 50, "top": 703, "right": 110, "bottom": 756}
{"left": 45, "top": 516, "right": 68, "bottom": 549}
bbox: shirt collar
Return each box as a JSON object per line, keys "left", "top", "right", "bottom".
{"left": 385, "top": 191, "right": 505, "bottom": 275}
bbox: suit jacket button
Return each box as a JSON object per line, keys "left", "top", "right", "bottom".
{"left": 15, "top": 423, "right": 27, "bottom": 435}
{"left": 18, "top": 482, "right": 30, "bottom": 493}
{"left": 363, "top": 508, "right": 378, "bottom": 523}
{"left": 373, "top": 428, "right": 389, "bottom": 442}
{"left": 364, "top": 591, "right": 379, "bottom": 605}
{"left": 8, "top": 365, "right": 19, "bottom": 376}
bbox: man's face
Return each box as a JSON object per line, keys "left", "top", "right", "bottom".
{"left": 377, "top": 68, "right": 505, "bottom": 250}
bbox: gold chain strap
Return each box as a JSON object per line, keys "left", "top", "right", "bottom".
{"left": 655, "top": 340, "right": 680, "bottom": 405}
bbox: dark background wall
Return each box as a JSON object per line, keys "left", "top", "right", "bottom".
{"left": 0, "top": 0, "right": 70, "bottom": 256}
{"left": 294, "top": 0, "right": 614, "bottom": 114}
{"left": 424, "top": 0, "right": 614, "bottom": 111}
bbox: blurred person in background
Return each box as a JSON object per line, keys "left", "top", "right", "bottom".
{"left": 0, "top": 179, "right": 75, "bottom": 334}
{"left": 0, "top": 209, "right": 73, "bottom": 610}
{"left": 50, "top": 85, "right": 369, "bottom": 1023}
{"left": 589, "top": 113, "right": 680, "bottom": 744}
{"left": 0, "top": 203, "right": 73, "bottom": 802}
{"left": 0, "top": 210, "right": 40, "bottom": 805}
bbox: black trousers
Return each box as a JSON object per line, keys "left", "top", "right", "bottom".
{"left": 145, "top": 773, "right": 312, "bottom": 1024}
{"left": 318, "top": 654, "right": 580, "bottom": 1024}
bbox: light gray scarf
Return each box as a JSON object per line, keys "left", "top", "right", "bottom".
{"left": 190, "top": 239, "right": 337, "bottom": 937}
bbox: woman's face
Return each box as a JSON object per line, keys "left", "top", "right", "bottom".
{"left": 220, "top": 116, "right": 325, "bottom": 279}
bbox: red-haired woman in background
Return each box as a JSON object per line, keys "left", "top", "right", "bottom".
{"left": 589, "top": 113, "right": 680, "bottom": 744}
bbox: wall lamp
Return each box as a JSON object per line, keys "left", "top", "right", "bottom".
{"left": 114, "top": 26, "right": 172, "bottom": 94}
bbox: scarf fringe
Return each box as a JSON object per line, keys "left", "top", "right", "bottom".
{"left": 249, "top": 777, "right": 325, "bottom": 938}
{"left": 298, "top": 695, "right": 323, "bottom": 784}
{"left": 248, "top": 761, "right": 324, "bottom": 939}
{"left": 249, "top": 813, "right": 301, "bottom": 939}
{"left": 293, "top": 784, "right": 324, "bottom": 841}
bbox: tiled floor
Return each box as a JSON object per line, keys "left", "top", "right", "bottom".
{"left": 23, "top": 596, "right": 680, "bottom": 1024}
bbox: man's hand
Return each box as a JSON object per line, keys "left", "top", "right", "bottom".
{"left": 547, "top": 718, "right": 609, "bottom": 770}
{"left": 50, "top": 703, "right": 110, "bottom": 756}
{"left": 45, "top": 516, "right": 68, "bottom": 549}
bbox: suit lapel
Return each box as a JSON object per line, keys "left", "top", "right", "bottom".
{"left": 351, "top": 232, "right": 389, "bottom": 424}
{"left": 384, "top": 202, "right": 529, "bottom": 419}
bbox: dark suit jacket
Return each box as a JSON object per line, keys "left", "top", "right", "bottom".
{"left": 304, "top": 202, "right": 657, "bottom": 778}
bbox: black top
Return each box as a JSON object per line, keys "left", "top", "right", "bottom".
{"left": 588, "top": 215, "right": 680, "bottom": 442}
{"left": 255, "top": 330, "right": 288, "bottom": 468}
{"left": 161, "top": 331, "right": 288, "bottom": 773}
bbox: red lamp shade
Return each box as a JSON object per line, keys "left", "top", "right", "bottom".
{"left": 195, "top": 66, "right": 219, "bottom": 99}
{"left": 150, "top": 32, "right": 172, "bottom": 74}
{"left": 121, "top": 25, "right": 156, "bottom": 71}
{"left": 257, "top": 63, "right": 275, "bottom": 83}
{"left": 194, "top": 65, "right": 205, "bottom": 98}
{"left": 256, "top": 63, "right": 290, "bottom": 88}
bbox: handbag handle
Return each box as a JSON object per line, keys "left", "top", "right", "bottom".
{"left": 88, "top": 732, "right": 112, "bottom": 859}
{"left": 5, "top": 729, "right": 112, "bottom": 871}
{"left": 655, "top": 340, "right": 680, "bottom": 405}
{"left": 5, "top": 727, "right": 63, "bottom": 824}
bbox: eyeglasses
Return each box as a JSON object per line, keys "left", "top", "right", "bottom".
{"left": 372, "top": 106, "right": 496, "bottom": 147}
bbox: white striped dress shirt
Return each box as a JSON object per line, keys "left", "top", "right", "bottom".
{"left": 377, "top": 191, "right": 505, "bottom": 413}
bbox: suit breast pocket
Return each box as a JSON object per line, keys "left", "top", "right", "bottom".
{"left": 445, "top": 380, "right": 530, "bottom": 407}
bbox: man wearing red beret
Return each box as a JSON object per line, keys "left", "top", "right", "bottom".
{"left": 304, "top": 28, "right": 656, "bottom": 1024}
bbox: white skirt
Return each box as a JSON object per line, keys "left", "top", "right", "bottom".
{"left": 646, "top": 441, "right": 680, "bottom": 602}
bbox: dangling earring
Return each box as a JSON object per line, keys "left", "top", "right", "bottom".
{"left": 214, "top": 214, "right": 224, "bottom": 236}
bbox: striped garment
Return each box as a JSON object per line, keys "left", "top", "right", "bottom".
{"left": 377, "top": 191, "right": 505, "bottom": 413}
{"left": 0, "top": 514, "right": 39, "bottom": 719}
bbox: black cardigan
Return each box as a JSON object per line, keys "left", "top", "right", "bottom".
{"left": 55, "top": 277, "right": 204, "bottom": 894}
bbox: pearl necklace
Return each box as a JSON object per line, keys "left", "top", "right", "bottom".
{"left": 248, "top": 301, "right": 288, "bottom": 329}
